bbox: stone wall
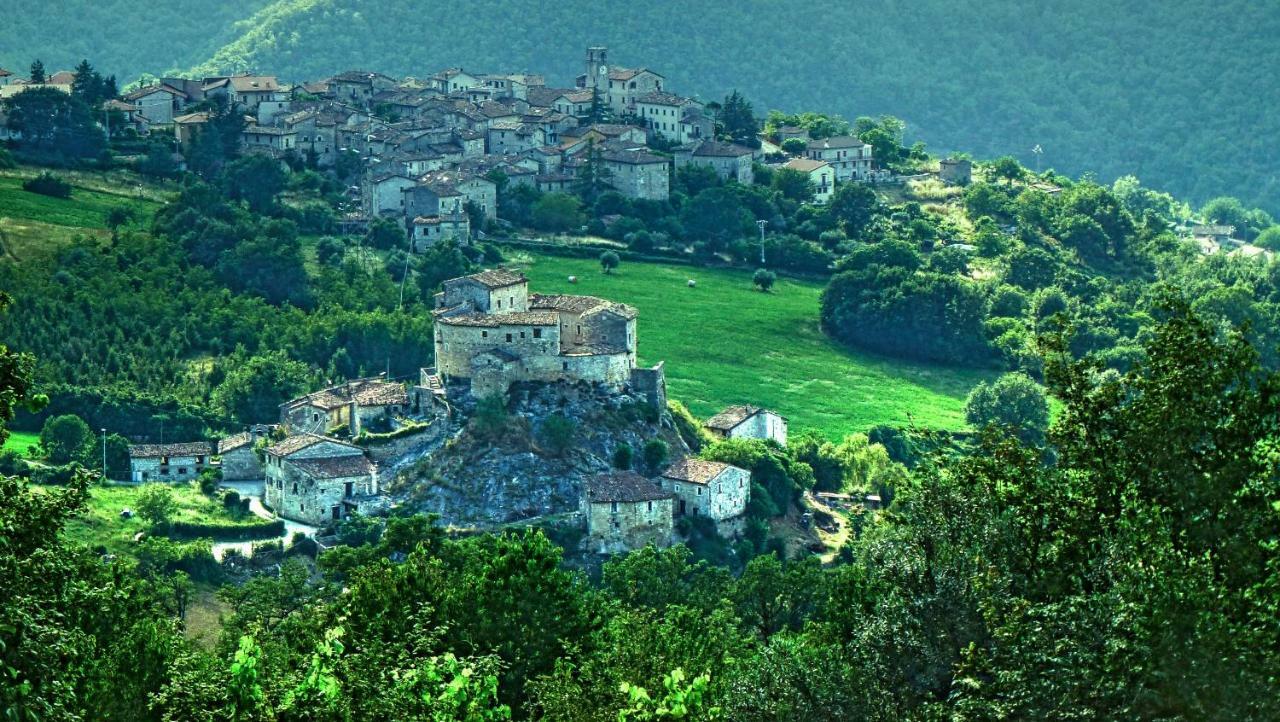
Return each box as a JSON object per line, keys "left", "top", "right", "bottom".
{"left": 129, "top": 455, "right": 209, "bottom": 483}
{"left": 221, "top": 447, "right": 263, "bottom": 481}
{"left": 585, "top": 497, "right": 673, "bottom": 554}
{"left": 268, "top": 463, "right": 374, "bottom": 526}
{"left": 659, "top": 465, "right": 750, "bottom": 524}
{"left": 436, "top": 320, "right": 561, "bottom": 378}
{"left": 630, "top": 362, "right": 667, "bottom": 409}
{"left": 727, "top": 411, "right": 788, "bottom": 446}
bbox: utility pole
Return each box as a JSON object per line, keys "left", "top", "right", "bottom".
{"left": 101, "top": 428, "right": 107, "bottom": 481}
{"left": 757, "top": 219, "right": 768, "bottom": 265}
{"left": 1032, "top": 144, "right": 1043, "bottom": 175}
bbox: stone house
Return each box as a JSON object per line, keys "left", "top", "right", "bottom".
{"left": 128, "top": 442, "right": 214, "bottom": 483}
{"left": 938, "top": 157, "right": 973, "bottom": 185}
{"left": 673, "top": 140, "right": 755, "bottom": 184}
{"left": 782, "top": 158, "right": 834, "bottom": 204}
{"left": 805, "top": 136, "right": 873, "bottom": 182}
{"left": 280, "top": 378, "right": 409, "bottom": 436}
{"left": 403, "top": 181, "right": 466, "bottom": 223}
{"left": 173, "top": 112, "right": 210, "bottom": 153}
{"left": 565, "top": 124, "right": 648, "bottom": 147}
{"left": 263, "top": 434, "right": 376, "bottom": 525}
{"left": 431, "top": 270, "right": 661, "bottom": 399}
{"left": 241, "top": 125, "right": 297, "bottom": 154}
{"left": 657, "top": 458, "right": 750, "bottom": 530}
{"left": 412, "top": 214, "right": 471, "bottom": 250}
{"left": 122, "top": 84, "right": 187, "bottom": 125}
{"left": 283, "top": 110, "right": 339, "bottom": 166}
{"left": 327, "top": 70, "right": 397, "bottom": 107}
{"left": 433, "top": 68, "right": 482, "bottom": 94}
{"left": 218, "top": 425, "right": 273, "bottom": 481}
{"left": 704, "top": 405, "right": 788, "bottom": 446}
{"left": 225, "top": 75, "right": 282, "bottom": 109}
{"left": 488, "top": 121, "right": 547, "bottom": 155}
{"left": 634, "top": 92, "right": 704, "bottom": 144}
{"left": 599, "top": 147, "right": 670, "bottom": 201}
{"left": 362, "top": 170, "right": 417, "bottom": 218}
{"left": 420, "top": 171, "right": 497, "bottom": 221}
{"left": 584, "top": 471, "right": 674, "bottom": 554}
{"left": 553, "top": 89, "right": 596, "bottom": 120}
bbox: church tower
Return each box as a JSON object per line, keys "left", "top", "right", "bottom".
{"left": 586, "top": 46, "right": 608, "bottom": 91}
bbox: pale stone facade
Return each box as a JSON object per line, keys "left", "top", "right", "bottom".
{"left": 938, "top": 157, "right": 973, "bottom": 185}
{"left": 601, "top": 148, "right": 670, "bottom": 201}
{"left": 657, "top": 458, "right": 750, "bottom": 528}
{"left": 805, "top": 136, "right": 873, "bottom": 182}
{"left": 673, "top": 140, "right": 755, "bottom": 184}
{"left": 432, "top": 270, "right": 660, "bottom": 400}
{"left": 218, "top": 425, "right": 273, "bottom": 481}
{"left": 705, "top": 405, "right": 788, "bottom": 446}
{"left": 584, "top": 471, "right": 674, "bottom": 554}
{"left": 128, "top": 442, "right": 214, "bottom": 483}
{"left": 782, "top": 158, "right": 834, "bottom": 204}
{"left": 280, "top": 378, "right": 408, "bottom": 435}
{"left": 263, "top": 434, "right": 377, "bottom": 525}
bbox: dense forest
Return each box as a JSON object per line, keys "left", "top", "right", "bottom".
{"left": 3, "top": 0, "right": 1275, "bottom": 213}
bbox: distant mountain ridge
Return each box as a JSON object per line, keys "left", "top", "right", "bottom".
{"left": 2, "top": 0, "right": 1277, "bottom": 214}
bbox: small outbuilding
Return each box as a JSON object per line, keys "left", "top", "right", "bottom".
{"left": 704, "top": 405, "right": 788, "bottom": 446}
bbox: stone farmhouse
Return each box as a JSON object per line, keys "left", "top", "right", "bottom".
{"left": 429, "top": 269, "right": 666, "bottom": 403}
{"left": 938, "top": 157, "right": 973, "bottom": 185}
{"left": 596, "top": 146, "right": 671, "bottom": 201}
{"left": 128, "top": 441, "right": 214, "bottom": 483}
{"left": 584, "top": 471, "right": 675, "bottom": 553}
{"left": 279, "top": 377, "right": 409, "bottom": 436}
{"left": 657, "top": 458, "right": 750, "bottom": 531}
{"left": 263, "top": 434, "right": 378, "bottom": 525}
{"left": 705, "top": 405, "right": 788, "bottom": 446}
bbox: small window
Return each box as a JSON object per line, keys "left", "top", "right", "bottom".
{"left": 610, "top": 501, "right": 619, "bottom": 513}
{"left": 697, "top": 487, "right": 703, "bottom": 496}
{"left": 562, "top": 361, "right": 569, "bottom": 371}
{"left": 647, "top": 501, "right": 653, "bottom": 511}
{"left": 520, "top": 331, "right": 525, "bottom": 339}
{"left": 482, "top": 330, "right": 488, "bottom": 338}
{"left": 178, "top": 467, "right": 187, "bottom": 475}
{"left": 533, "top": 328, "right": 542, "bottom": 338}
{"left": 497, "top": 299, "right": 502, "bottom": 309}
{"left": 292, "top": 482, "right": 298, "bottom": 494}
{"left": 506, "top": 333, "right": 513, "bottom": 342}
{"left": 300, "top": 503, "right": 304, "bottom": 512}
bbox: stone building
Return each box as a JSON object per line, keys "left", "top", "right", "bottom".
{"left": 576, "top": 46, "right": 666, "bottom": 116}
{"left": 599, "top": 147, "right": 670, "bottom": 201}
{"left": 128, "top": 442, "right": 214, "bottom": 483}
{"left": 217, "top": 425, "right": 273, "bottom": 481}
{"left": 782, "top": 158, "right": 834, "bottom": 204}
{"left": 584, "top": 471, "right": 674, "bottom": 554}
{"left": 429, "top": 269, "right": 664, "bottom": 401}
{"left": 805, "top": 136, "right": 874, "bottom": 183}
{"left": 263, "top": 434, "right": 377, "bottom": 525}
{"left": 705, "top": 405, "right": 788, "bottom": 446}
{"left": 938, "top": 157, "right": 973, "bottom": 185}
{"left": 280, "top": 378, "right": 409, "bottom": 436}
{"left": 657, "top": 458, "right": 750, "bottom": 531}
{"left": 673, "top": 140, "right": 755, "bottom": 184}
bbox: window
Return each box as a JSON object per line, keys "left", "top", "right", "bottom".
{"left": 562, "top": 361, "right": 569, "bottom": 371}
{"left": 674, "top": 483, "right": 681, "bottom": 492}
{"left": 482, "top": 330, "right": 488, "bottom": 338}
{"left": 506, "top": 333, "right": 513, "bottom": 342}
{"left": 178, "top": 467, "right": 187, "bottom": 475}
{"left": 520, "top": 331, "right": 525, "bottom": 339}
{"left": 292, "top": 482, "right": 298, "bottom": 494}
{"left": 610, "top": 501, "right": 619, "bottom": 513}
{"left": 497, "top": 299, "right": 502, "bottom": 309}
{"left": 697, "top": 487, "right": 703, "bottom": 496}
{"left": 533, "top": 328, "right": 541, "bottom": 338}
{"left": 300, "top": 503, "right": 304, "bottom": 512}
{"left": 647, "top": 501, "right": 653, "bottom": 511}
{"left": 344, "top": 481, "right": 354, "bottom": 498}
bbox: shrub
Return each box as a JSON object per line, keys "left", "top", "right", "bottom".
{"left": 136, "top": 483, "right": 178, "bottom": 526}
{"left": 600, "top": 250, "right": 620, "bottom": 274}
{"left": 539, "top": 414, "right": 576, "bottom": 457}
{"left": 642, "top": 438, "right": 669, "bottom": 471}
{"left": 753, "top": 268, "right": 777, "bottom": 292}
{"left": 612, "top": 442, "right": 633, "bottom": 470}
{"left": 22, "top": 172, "right": 73, "bottom": 198}
{"left": 165, "top": 518, "right": 285, "bottom": 541}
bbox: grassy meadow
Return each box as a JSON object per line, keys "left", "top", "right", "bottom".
{"left": 0, "top": 171, "right": 166, "bottom": 261}
{"left": 505, "top": 248, "right": 992, "bottom": 438}
{"left": 55, "top": 482, "right": 262, "bottom": 554}
{"left": 2, "top": 429, "right": 39, "bottom": 456}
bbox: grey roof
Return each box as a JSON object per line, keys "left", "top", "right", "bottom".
{"left": 218, "top": 432, "right": 254, "bottom": 454}
{"left": 688, "top": 140, "right": 754, "bottom": 158}
{"left": 705, "top": 405, "right": 763, "bottom": 431}
{"left": 807, "top": 135, "right": 866, "bottom": 150}
{"left": 456, "top": 268, "right": 526, "bottom": 289}
{"left": 436, "top": 310, "right": 559, "bottom": 327}
{"left": 661, "top": 458, "right": 735, "bottom": 485}
{"left": 129, "top": 442, "right": 213, "bottom": 459}
{"left": 287, "top": 454, "right": 373, "bottom": 479}
{"left": 587, "top": 471, "right": 673, "bottom": 503}
{"left": 636, "top": 91, "right": 694, "bottom": 107}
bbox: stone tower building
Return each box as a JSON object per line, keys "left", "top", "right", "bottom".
{"left": 585, "top": 47, "right": 609, "bottom": 91}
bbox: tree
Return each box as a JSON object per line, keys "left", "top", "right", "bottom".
{"left": 753, "top": 268, "right": 776, "bottom": 292}
{"left": 136, "top": 482, "right": 179, "bottom": 526}
{"left": 532, "top": 193, "right": 584, "bottom": 233}
{"left": 770, "top": 168, "right": 814, "bottom": 202}
{"left": 600, "top": 250, "right": 620, "bottom": 274}
{"left": 929, "top": 245, "right": 971, "bottom": 275}
{"left": 29, "top": 59, "right": 45, "bottom": 83}
{"left": 642, "top": 439, "right": 669, "bottom": 472}
{"left": 138, "top": 141, "right": 180, "bottom": 178}
{"left": 224, "top": 154, "right": 287, "bottom": 214}
{"left": 720, "top": 90, "right": 759, "bottom": 148}
{"left": 681, "top": 187, "right": 754, "bottom": 251}
{"left": 963, "top": 371, "right": 1049, "bottom": 443}
{"left": 572, "top": 139, "right": 614, "bottom": 204}
{"left": 1005, "top": 245, "right": 1059, "bottom": 290}
{"left": 1254, "top": 226, "right": 1280, "bottom": 250}
{"left": 40, "top": 413, "right": 94, "bottom": 465}
{"left": 539, "top": 414, "right": 576, "bottom": 457}
{"left": 613, "top": 442, "right": 634, "bottom": 470}
{"left": 217, "top": 221, "right": 311, "bottom": 307}
{"left": 105, "top": 206, "right": 134, "bottom": 231}
{"left": 212, "top": 350, "right": 311, "bottom": 424}
{"left": 827, "top": 183, "right": 881, "bottom": 236}
{"left": 988, "top": 155, "right": 1026, "bottom": 184}
{"left": 780, "top": 138, "right": 807, "bottom": 155}
{"left": 315, "top": 236, "right": 346, "bottom": 267}
{"left": 3, "top": 87, "right": 106, "bottom": 161}
{"left": 364, "top": 217, "right": 406, "bottom": 251}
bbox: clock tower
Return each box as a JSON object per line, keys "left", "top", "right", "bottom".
{"left": 586, "top": 46, "right": 608, "bottom": 91}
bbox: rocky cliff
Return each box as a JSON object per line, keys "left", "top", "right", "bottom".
{"left": 389, "top": 381, "right": 688, "bottom": 528}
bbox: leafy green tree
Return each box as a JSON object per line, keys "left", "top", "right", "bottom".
{"left": 217, "top": 220, "right": 311, "bottom": 306}
{"left": 988, "top": 155, "right": 1026, "bottom": 184}
{"left": 964, "top": 371, "right": 1050, "bottom": 443}
{"left": 1005, "top": 244, "right": 1058, "bottom": 290}
{"left": 826, "top": 183, "right": 881, "bottom": 236}
{"left": 572, "top": 139, "right": 614, "bottom": 204}
{"left": 212, "top": 350, "right": 311, "bottom": 424}
{"left": 752, "top": 268, "right": 776, "bottom": 292}
{"left": 39, "top": 413, "right": 94, "bottom": 465}
{"left": 681, "top": 187, "right": 753, "bottom": 251}
{"left": 28, "top": 58, "right": 45, "bottom": 83}
{"left": 532, "top": 193, "right": 585, "bottom": 232}
{"left": 613, "top": 442, "right": 634, "bottom": 469}
{"left": 1254, "top": 226, "right": 1280, "bottom": 250}
{"left": 600, "top": 250, "right": 621, "bottom": 274}
{"left": 415, "top": 240, "right": 473, "bottom": 297}
{"left": 364, "top": 216, "right": 406, "bottom": 251}
{"left": 928, "top": 245, "right": 970, "bottom": 275}
{"left": 224, "top": 154, "right": 287, "bottom": 214}
{"left": 642, "top": 438, "right": 669, "bottom": 471}
{"left": 136, "top": 482, "right": 179, "bottom": 526}
{"left": 779, "top": 138, "right": 807, "bottom": 155}
{"left": 314, "top": 236, "right": 346, "bottom": 267}
{"left": 3, "top": 87, "right": 106, "bottom": 161}
{"left": 770, "top": 167, "right": 814, "bottom": 202}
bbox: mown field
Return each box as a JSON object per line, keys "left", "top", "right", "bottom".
{"left": 2, "top": 430, "right": 39, "bottom": 455}
{"left": 0, "top": 171, "right": 167, "bottom": 261}
{"left": 506, "top": 248, "right": 992, "bottom": 438}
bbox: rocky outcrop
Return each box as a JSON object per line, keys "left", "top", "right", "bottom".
{"left": 390, "top": 380, "right": 688, "bottom": 528}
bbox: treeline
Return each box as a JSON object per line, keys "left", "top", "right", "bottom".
{"left": 4, "top": 295, "right": 1280, "bottom": 719}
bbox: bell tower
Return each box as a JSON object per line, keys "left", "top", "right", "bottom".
{"left": 586, "top": 46, "right": 608, "bottom": 90}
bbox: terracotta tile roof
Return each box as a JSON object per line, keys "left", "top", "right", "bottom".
{"left": 218, "top": 432, "right": 254, "bottom": 454}
{"left": 229, "top": 75, "right": 280, "bottom": 93}
{"left": 661, "top": 458, "right": 733, "bottom": 485}
{"left": 529, "top": 293, "right": 608, "bottom": 314}
{"left": 705, "top": 405, "right": 761, "bottom": 432}
{"left": 600, "top": 148, "right": 668, "bottom": 166}
{"left": 460, "top": 268, "right": 526, "bottom": 289}
{"left": 436, "top": 310, "right": 558, "bottom": 327}
{"left": 352, "top": 381, "right": 408, "bottom": 406}
{"left": 783, "top": 158, "right": 828, "bottom": 173}
{"left": 587, "top": 471, "right": 672, "bottom": 503}
{"left": 129, "top": 442, "right": 213, "bottom": 459}
{"left": 287, "top": 454, "right": 373, "bottom": 479}
{"left": 583, "top": 301, "right": 638, "bottom": 320}
{"left": 687, "top": 140, "right": 754, "bottom": 158}
{"left": 636, "top": 91, "right": 694, "bottom": 107}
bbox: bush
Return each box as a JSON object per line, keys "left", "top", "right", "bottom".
{"left": 23, "top": 172, "right": 73, "bottom": 198}
{"left": 539, "top": 414, "right": 576, "bottom": 457}
{"left": 642, "top": 438, "right": 669, "bottom": 471}
{"left": 612, "top": 442, "right": 633, "bottom": 470}
{"left": 753, "top": 268, "right": 777, "bottom": 292}
{"left": 136, "top": 483, "right": 178, "bottom": 526}
{"left": 164, "top": 518, "right": 285, "bottom": 541}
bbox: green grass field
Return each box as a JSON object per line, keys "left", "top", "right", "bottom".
{"left": 505, "top": 248, "right": 992, "bottom": 438}
{"left": 0, "top": 175, "right": 161, "bottom": 229}
{"left": 2, "top": 430, "right": 39, "bottom": 456}
{"left": 54, "top": 482, "right": 263, "bottom": 554}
